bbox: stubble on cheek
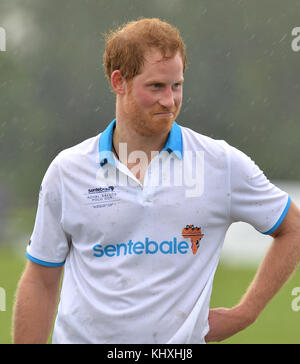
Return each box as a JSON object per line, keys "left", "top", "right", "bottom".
{"left": 123, "top": 83, "right": 181, "bottom": 137}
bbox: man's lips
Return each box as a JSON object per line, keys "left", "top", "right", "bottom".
{"left": 153, "top": 112, "right": 174, "bottom": 117}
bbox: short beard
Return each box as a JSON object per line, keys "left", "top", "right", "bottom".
{"left": 122, "top": 82, "right": 180, "bottom": 137}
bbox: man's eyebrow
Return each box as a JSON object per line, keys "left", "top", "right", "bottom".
{"left": 146, "top": 77, "right": 184, "bottom": 84}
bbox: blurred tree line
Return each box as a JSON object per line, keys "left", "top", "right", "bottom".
{"left": 0, "top": 0, "right": 299, "bottom": 219}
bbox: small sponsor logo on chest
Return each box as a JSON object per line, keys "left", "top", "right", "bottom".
{"left": 85, "top": 186, "right": 120, "bottom": 208}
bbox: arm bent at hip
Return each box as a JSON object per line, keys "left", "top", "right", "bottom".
{"left": 205, "top": 200, "right": 300, "bottom": 343}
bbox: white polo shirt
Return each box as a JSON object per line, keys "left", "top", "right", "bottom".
{"left": 26, "top": 119, "right": 290, "bottom": 344}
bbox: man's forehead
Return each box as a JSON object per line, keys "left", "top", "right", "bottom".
{"left": 143, "top": 48, "right": 180, "bottom": 65}
{"left": 136, "top": 49, "right": 184, "bottom": 81}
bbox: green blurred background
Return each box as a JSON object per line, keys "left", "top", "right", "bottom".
{"left": 0, "top": 0, "right": 299, "bottom": 344}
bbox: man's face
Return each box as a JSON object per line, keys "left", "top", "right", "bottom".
{"left": 122, "top": 49, "right": 184, "bottom": 137}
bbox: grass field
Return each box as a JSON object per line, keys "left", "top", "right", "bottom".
{"left": 0, "top": 248, "right": 26, "bottom": 344}
{"left": 0, "top": 246, "right": 299, "bottom": 344}
{"left": 210, "top": 263, "right": 300, "bottom": 344}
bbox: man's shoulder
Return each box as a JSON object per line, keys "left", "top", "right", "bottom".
{"left": 180, "top": 125, "right": 256, "bottom": 170}
{"left": 55, "top": 133, "right": 101, "bottom": 166}
{"left": 180, "top": 125, "right": 230, "bottom": 156}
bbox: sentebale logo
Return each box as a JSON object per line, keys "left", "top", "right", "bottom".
{"left": 93, "top": 238, "right": 189, "bottom": 258}
{"left": 93, "top": 227, "right": 205, "bottom": 258}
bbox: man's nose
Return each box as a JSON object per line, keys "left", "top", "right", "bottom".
{"left": 159, "top": 87, "right": 175, "bottom": 109}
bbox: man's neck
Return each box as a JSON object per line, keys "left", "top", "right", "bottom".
{"left": 113, "top": 123, "right": 168, "bottom": 159}
{"left": 112, "top": 118, "right": 170, "bottom": 184}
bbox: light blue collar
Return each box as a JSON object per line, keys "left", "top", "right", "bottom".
{"left": 99, "top": 119, "right": 183, "bottom": 167}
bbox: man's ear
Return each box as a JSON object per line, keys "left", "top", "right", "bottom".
{"left": 111, "top": 70, "right": 126, "bottom": 95}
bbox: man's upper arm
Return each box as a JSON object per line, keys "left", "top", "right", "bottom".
{"left": 26, "top": 158, "right": 70, "bottom": 267}
{"left": 23, "top": 260, "right": 64, "bottom": 290}
{"left": 270, "top": 200, "right": 300, "bottom": 238}
{"left": 229, "top": 144, "right": 291, "bottom": 234}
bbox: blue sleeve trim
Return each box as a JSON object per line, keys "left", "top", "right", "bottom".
{"left": 26, "top": 252, "right": 65, "bottom": 267}
{"left": 262, "top": 195, "right": 291, "bottom": 235}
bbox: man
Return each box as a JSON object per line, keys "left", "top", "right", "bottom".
{"left": 13, "top": 18, "right": 300, "bottom": 344}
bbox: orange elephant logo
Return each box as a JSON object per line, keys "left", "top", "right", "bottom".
{"left": 182, "top": 225, "right": 204, "bottom": 255}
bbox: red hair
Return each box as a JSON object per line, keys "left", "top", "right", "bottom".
{"left": 103, "top": 18, "right": 187, "bottom": 82}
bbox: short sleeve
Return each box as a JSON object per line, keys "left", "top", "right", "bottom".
{"left": 229, "top": 145, "right": 291, "bottom": 234}
{"left": 26, "top": 158, "right": 70, "bottom": 266}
